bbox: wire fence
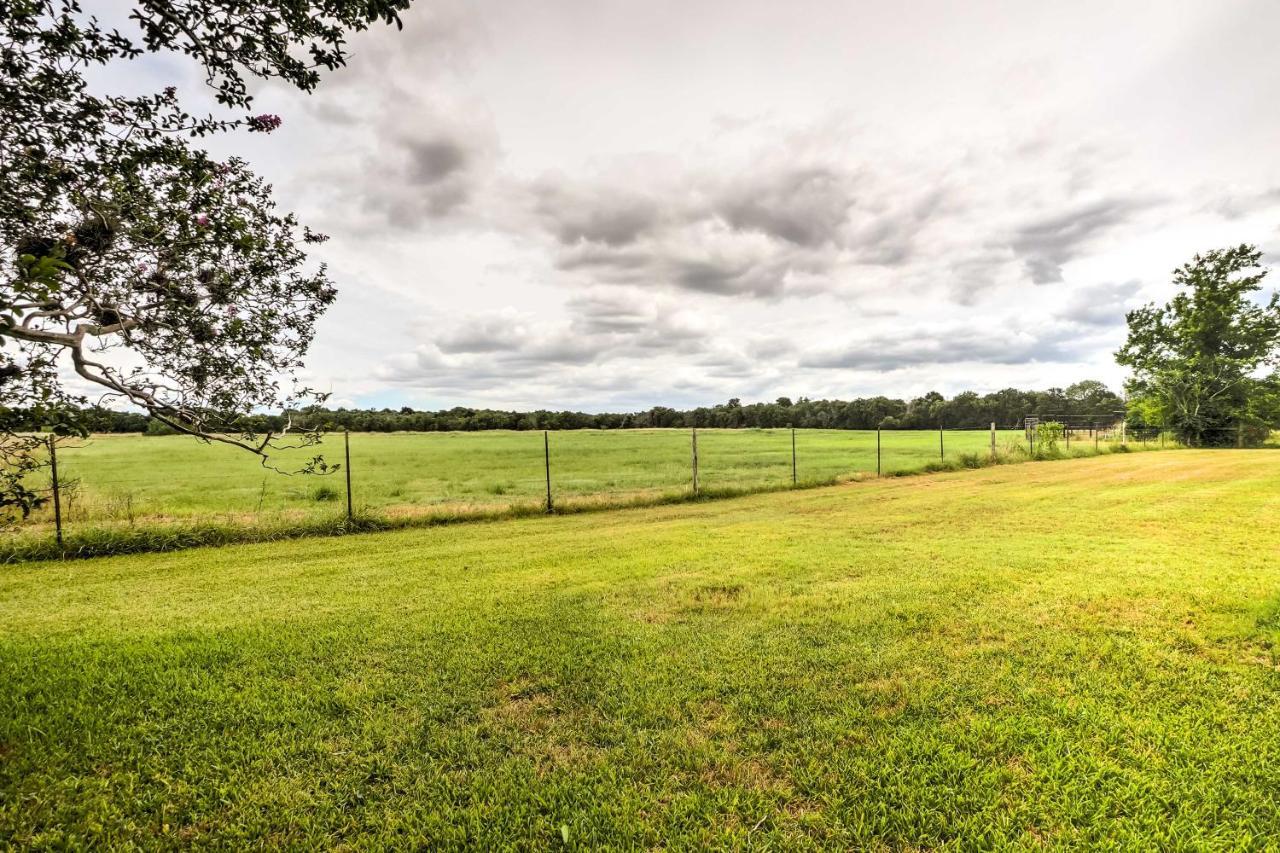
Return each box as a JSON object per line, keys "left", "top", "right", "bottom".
{"left": 3, "top": 423, "right": 1194, "bottom": 555}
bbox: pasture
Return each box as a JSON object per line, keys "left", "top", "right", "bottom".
{"left": 2, "top": 450, "right": 1278, "bottom": 848}
{"left": 19, "top": 428, "right": 1041, "bottom": 533}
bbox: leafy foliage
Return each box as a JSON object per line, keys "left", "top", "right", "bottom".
{"left": 1034, "top": 421, "right": 1064, "bottom": 453}
{"left": 0, "top": 0, "right": 411, "bottom": 520}
{"left": 1117, "top": 245, "right": 1280, "bottom": 446}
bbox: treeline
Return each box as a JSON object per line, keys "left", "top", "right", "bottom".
{"left": 10, "top": 381, "right": 1124, "bottom": 434}
{"left": 3, "top": 406, "right": 153, "bottom": 433}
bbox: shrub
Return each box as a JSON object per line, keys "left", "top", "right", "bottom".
{"left": 1034, "top": 421, "right": 1065, "bottom": 455}
{"left": 312, "top": 484, "right": 340, "bottom": 502}
{"left": 144, "top": 419, "right": 179, "bottom": 436}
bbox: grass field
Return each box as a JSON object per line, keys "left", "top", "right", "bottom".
{"left": 8, "top": 428, "right": 1056, "bottom": 545}
{"left": 2, "top": 450, "right": 1278, "bottom": 847}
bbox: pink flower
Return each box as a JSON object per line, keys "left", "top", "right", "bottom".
{"left": 246, "top": 114, "right": 283, "bottom": 133}
{"left": 194, "top": 213, "right": 210, "bottom": 227}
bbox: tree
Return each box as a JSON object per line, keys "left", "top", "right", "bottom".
{"left": 0, "top": 0, "right": 411, "bottom": 519}
{"left": 1064, "top": 380, "right": 1121, "bottom": 415}
{"left": 1116, "top": 245, "right": 1280, "bottom": 446}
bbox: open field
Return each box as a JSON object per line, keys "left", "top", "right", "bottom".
{"left": 34, "top": 428, "right": 1037, "bottom": 523}
{"left": 3, "top": 450, "right": 1278, "bottom": 847}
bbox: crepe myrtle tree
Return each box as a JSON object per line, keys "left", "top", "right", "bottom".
{"left": 0, "top": 0, "right": 412, "bottom": 519}
{"left": 1116, "top": 244, "right": 1280, "bottom": 447}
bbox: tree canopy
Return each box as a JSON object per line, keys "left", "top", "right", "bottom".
{"left": 1117, "top": 245, "right": 1280, "bottom": 446}
{"left": 0, "top": 0, "right": 412, "bottom": 518}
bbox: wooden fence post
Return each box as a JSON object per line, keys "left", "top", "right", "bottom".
{"left": 48, "top": 435, "right": 63, "bottom": 552}
{"left": 544, "top": 430, "right": 553, "bottom": 513}
{"left": 939, "top": 424, "right": 944, "bottom": 461}
{"left": 989, "top": 422, "right": 996, "bottom": 458}
{"left": 344, "top": 429, "right": 353, "bottom": 521}
{"left": 791, "top": 426, "right": 797, "bottom": 485}
{"left": 876, "top": 427, "right": 881, "bottom": 477}
{"left": 691, "top": 427, "right": 699, "bottom": 495}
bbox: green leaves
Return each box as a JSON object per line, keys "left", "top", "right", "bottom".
{"left": 2, "top": 1, "right": 398, "bottom": 489}
{"left": 1117, "top": 245, "right": 1280, "bottom": 445}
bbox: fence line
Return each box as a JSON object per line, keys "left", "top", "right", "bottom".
{"left": 26, "top": 424, "right": 1240, "bottom": 554}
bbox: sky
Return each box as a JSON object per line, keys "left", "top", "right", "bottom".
{"left": 115, "top": 0, "right": 1280, "bottom": 411}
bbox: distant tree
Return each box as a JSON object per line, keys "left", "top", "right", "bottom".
{"left": 1064, "top": 380, "right": 1122, "bottom": 414}
{"left": 1117, "top": 245, "right": 1280, "bottom": 446}
{"left": 0, "top": 0, "right": 411, "bottom": 519}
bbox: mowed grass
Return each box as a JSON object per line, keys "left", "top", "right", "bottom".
{"left": 2, "top": 451, "right": 1278, "bottom": 847}
{"left": 30, "top": 428, "right": 1033, "bottom": 530}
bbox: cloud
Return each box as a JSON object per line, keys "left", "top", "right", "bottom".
{"left": 1010, "top": 197, "right": 1154, "bottom": 284}
{"left": 531, "top": 180, "right": 664, "bottom": 246}
{"left": 281, "top": 3, "right": 499, "bottom": 231}
{"left": 716, "top": 165, "right": 856, "bottom": 247}
{"left": 800, "top": 323, "right": 1086, "bottom": 371}
{"left": 554, "top": 220, "right": 811, "bottom": 298}
{"left": 407, "top": 137, "right": 471, "bottom": 184}
{"left": 1209, "top": 187, "right": 1280, "bottom": 220}
{"left": 435, "top": 309, "right": 529, "bottom": 353}
{"left": 531, "top": 154, "right": 879, "bottom": 298}
{"left": 1056, "top": 280, "right": 1143, "bottom": 327}
{"left": 378, "top": 289, "right": 719, "bottom": 394}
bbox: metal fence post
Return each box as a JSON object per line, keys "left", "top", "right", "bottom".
{"left": 344, "top": 429, "right": 353, "bottom": 521}
{"left": 989, "top": 422, "right": 996, "bottom": 458}
{"left": 691, "top": 427, "right": 699, "bottom": 495}
{"left": 1066, "top": 425, "right": 1071, "bottom": 452}
{"left": 544, "top": 430, "right": 553, "bottom": 513}
{"left": 791, "top": 426, "right": 797, "bottom": 485}
{"left": 48, "top": 435, "right": 63, "bottom": 552}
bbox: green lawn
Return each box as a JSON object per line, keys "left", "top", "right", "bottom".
{"left": 3, "top": 450, "right": 1276, "bottom": 848}
{"left": 24, "top": 428, "right": 1039, "bottom": 531}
